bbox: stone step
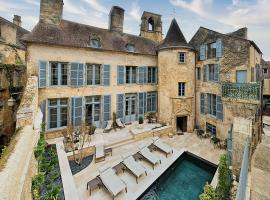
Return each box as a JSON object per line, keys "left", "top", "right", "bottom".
{"left": 106, "top": 137, "right": 135, "bottom": 149}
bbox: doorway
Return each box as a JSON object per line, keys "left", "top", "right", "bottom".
{"left": 176, "top": 116, "right": 187, "bottom": 133}
{"left": 85, "top": 96, "right": 101, "bottom": 127}
{"left": 125, "top": 94, "right": 136, "bottom": 123}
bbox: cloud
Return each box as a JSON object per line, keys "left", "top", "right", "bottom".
{"left": 23, "top": 0, "right": 39, "bottom": 6}
{"left": 128, "top": 1, "right": 141, "bottom": 21}
{"left": 64, "top": 0, "right": 86, "bottom": 16}
{"left": 83, "top": 0, "right": 108, "bottom": 14}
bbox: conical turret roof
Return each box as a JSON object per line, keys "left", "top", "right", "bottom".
{"left": 159, "top": 18, "right": 192, "bottom": 49}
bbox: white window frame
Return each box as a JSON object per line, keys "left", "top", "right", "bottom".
{"left": 178, "top": 52, "right": 186, "bottom": 63}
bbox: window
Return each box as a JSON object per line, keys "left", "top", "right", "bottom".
{"left": 206, "top": 123, "right": 216, "bottom": 136}
{"left": 178, "top": 82, "right": 185, "bottom": 96}
{"left": 90, "top": 39, "right": 101, "bottom": 48}
{"left": 148, "top": 67, "right": 157, "bottom": 84}
{"left": 251, "top": 67, "right": 255, "bottom": 82}
{"left": 207, "top": 64, "right": 219, "bottom": 82}
{"left": 148, "top": 17, "right": 154, "bottom": 31}
{"left": 87, "top": 64, "right": 101, "bottom": 85}
{"left": 85, "top": 96, "right": 101, "bottom": 126}
{"left": 207, "top": 42, "right": 216, "bottom": 58}
{"left": 147, "top": 92, "right": 157, "bottom": 112}
{"left": 207, "top": 93, "right": 217, "bottom": 116}
{"left": 179, "top": 52, "right": 186, "bottom": 63}
{"left": 263, "top": 68, "right": 268, "bottom": 74}
{"left": 236, "top": 70, "right": 247, "bottom": 83}
{"left": 126, "top": 44, "right": 135, "bottom": 52}
{"left": 126, "top": 66, "right": 137, "bottom": 84}
{"left": 200, "top": 93, "right": 205, "bottom": 114}
{"left": 48, "top": 98, "right": 68, "bottom": 129}
{"left": 196, "top": 67, "right": 201, "bottom": 80}
{"left": 50, "top": 62, "right": 68, "bottom": 86}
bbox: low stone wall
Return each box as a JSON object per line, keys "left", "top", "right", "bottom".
{"left": 0, "top": 76, "right": 41, "bottom": 200}
{"left": 132, "top": 125, "right": 173, "bottom": 140}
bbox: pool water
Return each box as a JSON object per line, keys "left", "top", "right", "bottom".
{"left": 138, "top": 152, "right": 217, "bottom": 200}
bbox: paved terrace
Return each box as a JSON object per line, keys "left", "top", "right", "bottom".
{"left": 47, "top": 124, "right": 224, "bottom": 200}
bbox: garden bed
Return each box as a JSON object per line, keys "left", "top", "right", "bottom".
{"left": 68, "top": 155, "right": 93, "bottom": 175}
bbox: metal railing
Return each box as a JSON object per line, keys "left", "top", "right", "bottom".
{"left": 222, "top": 82, "right": 261, "bottom": 101}
{"left": 236, "top": 140, "right": 250, "bottom": 200}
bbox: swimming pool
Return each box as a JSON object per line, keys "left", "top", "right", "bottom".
{"left": 138, "top": 152, "right": 217, "bottom": 200}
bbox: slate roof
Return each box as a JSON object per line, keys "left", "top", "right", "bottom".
{"left": 159, "top": 18, "right": 192, "bottom": 50}
{"left": 0, "top": 16, "right": 29, "bottom": 48}
{"left": 22, "top": 19, "right": 158, "bottom": 55}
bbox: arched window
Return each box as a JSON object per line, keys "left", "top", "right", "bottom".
{"left": 126, "top": 44, "right": 135, "bottom": 52}
{"left": 148, "top": 17, "right": 154, "bottom": 31}
{"left": 90, "top": 39, "right": 101, "bottom": 48}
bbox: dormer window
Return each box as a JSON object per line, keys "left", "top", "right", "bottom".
{"left": 126, "top": 44, "right": 135, "bottom": 52}
{"left": 90, "top": 39, "right": 101, "bottom": 48}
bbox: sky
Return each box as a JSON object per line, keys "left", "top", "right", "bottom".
{"left": 0, "top": 0, "right": 270, "bottom": 60}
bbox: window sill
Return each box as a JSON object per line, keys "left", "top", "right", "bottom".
{"left": 46, "top": 126, "right": 67, "bottom": 133}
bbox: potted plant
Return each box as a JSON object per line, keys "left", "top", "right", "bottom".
{"left": 138, "top": 116, "right": 144, "bottom": 124}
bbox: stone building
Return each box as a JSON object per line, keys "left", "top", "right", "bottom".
{"left": 0, "top": 15, "right": 28, "bottom": 148}
{"left": 262, "top": 59, "right": 270, "bottom": 114}
{"left": 22, "top": 0, "right": 262, "bottom": 142}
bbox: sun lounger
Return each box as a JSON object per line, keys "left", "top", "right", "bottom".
{"left": 95, "top": 143, "right": 105, "bottom": 163}
{"left": 99, "top": 166, "right": 127, "bottom": 199}
{"left": 116, "top": 118, "right": 125, "bottom": 128}
{"left": 103, "top": 120, "right": 113, "bottom": 133}
{"left": 122, "top": 153, "right": 147, "bottom": 183}
{"left": 138, "top": 144, "right": 161, "bottom": 169}
{"left": 152, "top": 137, "right": 173, "bottom": 157}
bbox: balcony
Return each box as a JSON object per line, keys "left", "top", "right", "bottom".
{"left": 222, "top": 82, "right": 261, "bottom": 101}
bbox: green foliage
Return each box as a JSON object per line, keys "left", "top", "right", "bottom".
{"left": 45, "top": 185, "right": 61, "bottom": 200}
{"left": 216, "top": 153, "right": 230, "bottom": 200}
{"left": 200, "top": 182, "right": 216, "bottom": 200}
{"left": 139, "top": 116, "right": 144, "bottom": 124}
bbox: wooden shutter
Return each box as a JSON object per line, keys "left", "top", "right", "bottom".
{"left": 70, "top": 63, "right": 84, "bottom": 86}
{"left": 200, "top": 45, "right": 206, "bottom": 60}
{"left": 207, "top": 94, "right": 211, "bottom": 114}
{"left": 138, "top": 92, "right": 146, "bottom": 117}
{"left": 138, "top": 67, "right": 145, "bottom": 84}
{"left": 40, "top": 100, "right": 46, "bottom": 123}
{"left": 117, "top": 94, "right": 125, "bottom": 122}
{"left": 72, "top": 97, "right": 83, "bottom": 127}
{"left": 203, "top": 65, "right": 207, "bottom": 82}
{"left": 214, "top": 64, "right": 220, "bottom": 82}
{"left": 117, "top": 65, "right": 125, "bottom": 85}
{"left": 217, "top": 95, "right": 223, "bottom": 120}
{"left": 78, "top": 63, "right": 84, "bottom": 86}
{"left": 200, "top": 93, "right": 205, "bottom": 114}
{"left": 103, "top": 95, "right": 111, "bottom": 125}
{"left": 144, "top": 67, "right": 148, "bottom": 83}
{"left": 152, "top": 92, "right": 157, "bottom": 111}
{"left": 103, "top": 65, "right": 110, "bottom": 86}
{"left": 251, "top": 66, "right": 255, "bottom": 82}
{"left": 38, "top": 61, "right": 47, "bottom": 88}
{"left": 216, "top": 39, "right": 223, "bottom": 58}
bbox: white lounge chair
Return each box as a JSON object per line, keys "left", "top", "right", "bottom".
{"left": 95, "top": 144, "right": 105, "bottom": 163}
{"left": 122, "top": 153, "right": 147, "bottom": 183}
{"left": 99, "top": 166, "right": 127, "bottom": 199}
{"left": 116, "top": 118, "right": 125, "bottom": 128}
{"left": 104, "top": 120, "right": 113, "bottom": 133}
{"left": 138, "top": 144, "right": 161, "bottom": 169}
{"left": 152, "top": 137, "right": 173, "bottom": 157}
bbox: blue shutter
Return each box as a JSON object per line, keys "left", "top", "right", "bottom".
{"left": 78, "top": 63, "right": 84, "bottom": 86}
{"left": 251, "top": 66, "right": 255, "bottom": 82}
{"left": 200, "top": 45, "right": 206, "bottom": 60}
{"left": 138, "top": 67, "right": 145, "bottom": 84}
{"left": 117, "top": 94, "right": 125, "bottom": 122}
{"left": 217, "top": 95, "right": 223, "bottom": 121}
{"left": 40, "top": 100, "right": 46, "bottom": 123}
{"left": 216, "top": 39, "right": 223, "bottom": 58}
{"left": 236, "top": 70, "right": 247, "bottom": 83}
{"left": 70, "top": 63, "right": 78, "bottom": 86}
{"left": 38, "top": 61, "right": 47, "bottom": 88}
{"left": 200, "top": 93, "right": 205, "bottom": 114}
{"left": 214, "top": 64, "right": 220, "bottom": 82}
{"left": 207, "top": 94, "right": 211, "bottom": 114}
{"left": 203, "top": 65, "right": 207, "bottom": 82}
{"left": 138, "top": 92, "right": 146, "bottom": 117}
{"left": 152, "top": 92, "right": 157, "bottom": 112}
{"left": 72, "top": 97, "right": 83, "bottom": 127}
{"left": 144, "top": 67, "right": 148, "bottom": 83}
{"left": 155, "top": 67, "right": 158, "bottom": 84}
{"left": 103, "top": 95, "right": 111, "bottom": 126}
{"left": 103, "top": 65, "right": 110, "bottom": 86}
{"left": 117, "top": 65, "right": 125, "bottom": 85}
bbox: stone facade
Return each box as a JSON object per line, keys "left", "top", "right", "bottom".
{"left": 109, "top": 6, "right": 124, "bottom": 33}
{"left": 39, "top": 0, "right": 64, "bottom": 25}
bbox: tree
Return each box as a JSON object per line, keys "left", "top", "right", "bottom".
{"left": 216, "top": 153, "right": 230, "bottom": 200}
{"left": 200, "top": 182, "right": 216, "bottom": 200}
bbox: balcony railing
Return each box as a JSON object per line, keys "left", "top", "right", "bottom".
{"left": 222, "top": 82, "right": 261, "bottom": 101}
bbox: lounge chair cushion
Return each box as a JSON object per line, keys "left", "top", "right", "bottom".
{"left": 123, "top": 156, "right": 145, "bottom": 177}
{"left": 140, "top": 147, "right": 160, "bottom": 165}
{"left": 96, "top": 144, "right": 105, "bottom": 159}
{"left": 154, "top": 139, "right": 173, "bottom": 154}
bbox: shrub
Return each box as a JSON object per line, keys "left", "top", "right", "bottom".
{"left": 139, "top": 116, "right": 144, "bottom": 124}
{"left": 200, "top": 182, "right": 216, "bottom": 200}
{"left": 216, "top": 153, "right": 230, "bottom": 200}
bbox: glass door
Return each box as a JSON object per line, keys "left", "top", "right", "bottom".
{"left": 125, "top": 94, "right": 136, "bottom": 123}
{"left": 85, "top": 96, "right": 100, "bottom": 127}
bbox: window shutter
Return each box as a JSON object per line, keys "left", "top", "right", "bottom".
{"left": 72, "top": 97, "right": 83, "bottom": 127}
{"left": 103, "top": 95, "right": 111, "bottom": 126}
{"left": 155, "top": 67, "right": 158, "bottom": 84}
{"left": 217, "top": 95, "right": 223, "bottom": 120}
{"left": 207, "top": 94, "right": 211, "bottom": 114}
{"left": 117, "top": 65, "right": 125, "bottom": 85}
{"left": 138, "top": 92, "right": 146, "bottom": 117}
{"left": 200, "top": 93, "right": 205, "bottom": 114}
{"left": 214, "top": 64, "right": 220, "bottom": 82}
{"left": 78, "top": 63, "right": 84, "bottom": 86}
{"left": 203, "top": 65, "right": 207, "bottom": 82}
{"left": 152, "top": 92, "right": 157, "bottom": 112}
{"left": 138, "top": 67, "right": 145, "bottom": 84}
{"left": 40, "top": 100, "right": 46, "bottom": 123}
{"left": 38, "top": 61, "right": 47, "bottom": 88}
{"left": 251, "top": 66, "right": 255, "bottom": 82}
{"left": 103, "top": 64, "right": 110, "bottom": 86}
{"left": 144, "top": 67, "right": 148, "bottom": 83}
{"left": 70, "top": 63, "right": 78, "bottom": 86}
{"left": 117, "top": 94, "right": 125, "bottom": 122}
{"left": 200, "top": 45, "right": 206, "bottom": 60}
{"left": 216, "top": 39, "right": 223, "bottom": 58}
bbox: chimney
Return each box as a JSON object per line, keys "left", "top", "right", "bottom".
{"left": 109, "top": 6, "right": 125, "bottom": 33}
{"left": 13, "top": 15, "right": 21, "bottom": 27}
{"left": 40, "top": 0, "right": 64, "bottom": 25}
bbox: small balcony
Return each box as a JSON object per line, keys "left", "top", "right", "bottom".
{"left": 221, "top": 82, "right": 261, "bottom": 101}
